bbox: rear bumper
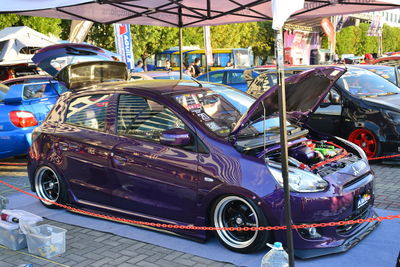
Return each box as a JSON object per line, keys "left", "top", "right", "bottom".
{"left": 294, "top": 211, "right": 380, "bottom": 259}
{"left": 0, "top": 129, "right": 33, "bottom": 159}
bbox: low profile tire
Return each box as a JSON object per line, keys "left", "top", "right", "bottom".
{"left": 211, "top": 195, "right": 270, "bottom": 253}
{"left": 348, "top": 128, "right": 381, "bottom": 159}
{"left": 34, "top": 166, "right": 67, "bottom": 209}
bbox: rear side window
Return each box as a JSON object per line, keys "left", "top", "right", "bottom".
{"left": 117, "top": 94, "right": 185, "bottom": 141}
{"left": 0, "top": 84, "right": 9, "bottom": 103}
{"left": 23, "top": 82, "right": 62, "bottom": 99}
{"left": 65, "top": 94, "right": 110, "bottom": 131}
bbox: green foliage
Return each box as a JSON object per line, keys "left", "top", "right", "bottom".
{"left": 251, "top": 21, "right": 275, "bottom": 64}
{"left": 86, "top": 23, "right": 115, "bottom": 51}
{"left": 0, "top": 15, "right": 62, "bottom": 38}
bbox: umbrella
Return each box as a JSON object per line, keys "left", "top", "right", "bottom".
{"left": 2, "top": 1, "right": 399, "bottom": 266}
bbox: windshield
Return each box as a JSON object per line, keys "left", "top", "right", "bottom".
{"left": 363, "top": 67, "right": 396, "bottom": 84}
{"left": 173, "top": 87, "right": 254, "bottom": 137}
{"left": 336, "top": 68, "right": 400, "bottom": 97}
{"left": 0, "top": 84, "right": 10, "bottom": 103}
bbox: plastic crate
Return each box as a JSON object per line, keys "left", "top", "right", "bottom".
{"left": 26, "top": 224, "right": 66, "bottom": 259}
{"left": 0, "top": 220, "right": 26, "bottom": 250}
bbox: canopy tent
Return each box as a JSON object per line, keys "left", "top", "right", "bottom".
{"left": 0, "top": 26, "right": 58, "bottom": 65}
{"left": 1, "top": 0, "right": 399, "bottom": 27}
{"left": 2, "top": 1, "right": 399, "bottom": 266}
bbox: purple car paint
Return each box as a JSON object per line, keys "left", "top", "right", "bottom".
{"left": 27, "top": 44, "right": 379, "bottom": 258}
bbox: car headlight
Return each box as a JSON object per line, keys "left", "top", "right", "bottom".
{"left": 268, "top": 166, "right": 328, "bottom": 193}
{"left": 384, "top": 110, "right": 400, "bottom": 125}
{"left": 335, "top": 136, "right": 368, "bottom": 161}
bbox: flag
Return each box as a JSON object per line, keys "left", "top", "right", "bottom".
{"left": 321, "top": 18, "right": 335, "bottom": 42}
{"left": 203, "top": 26, "right": 213, "bottom": 66}
{"left": 113, "top": 24, "right": 134, "bottom": 70}
{"left": 272, "top": 0, "right": 305, "bottom": 30}
{"left": 335, "top": 15, "right": 348, "bottom": 32}
{"left": 69, "top": 20, "right": 93, "bottom": 43}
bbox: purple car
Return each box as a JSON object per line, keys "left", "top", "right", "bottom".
{"left": 28, "top": 44, "right": 378, "bottom": 258}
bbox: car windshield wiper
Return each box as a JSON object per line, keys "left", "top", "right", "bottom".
{"left": 376, "top": 92, "right": 398, "bottom": 97}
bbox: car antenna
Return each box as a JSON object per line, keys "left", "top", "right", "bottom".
{"left": 191, "top": 77, "right": 203, "bottom": 88}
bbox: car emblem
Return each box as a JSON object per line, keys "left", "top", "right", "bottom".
{"left": 351, "top": 165, "right": 360, "bottom": 176}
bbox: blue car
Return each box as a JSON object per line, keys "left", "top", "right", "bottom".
{"left": 0, "top": 78, "right": 66, "bottom": 159}
{"left": 196, "top": 69, "right": 257, "bottom": 91}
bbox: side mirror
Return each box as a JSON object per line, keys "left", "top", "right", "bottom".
{"left": 330, "top": 93, "right": 341, "bottom": 104}
{"left": 160, "top": 128, "right": 191, "bottom": 146}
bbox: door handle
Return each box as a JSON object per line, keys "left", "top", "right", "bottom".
{"left": 112, "top": 154, "right": 127, "bottom": 166}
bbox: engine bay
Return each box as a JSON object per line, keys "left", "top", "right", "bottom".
{"left": 264, "top": 139, "right": 360, "bottom": 177}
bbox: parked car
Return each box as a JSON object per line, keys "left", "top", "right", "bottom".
{"left": 0, "top": 63, "right": 39, "bottom": 81}
{"left": 130, "top": 71, "right": 192, "bottom": 81}
{"left": 28, "top": 47, "right": 378, "bottom": 259}
{"left": 0, "top": 79, "right": 65, "bottom": 159}
{"left": 372, "top": 55, "right": 400, "bottom": 67}
{"left": 247, "top": 65, "right": 400, "bottom": 158}
{"left": 0, "top": 43, "right": 125, "bottom": 159}
{"left": 196, "top": 69, "right": 258, "bottom": 91}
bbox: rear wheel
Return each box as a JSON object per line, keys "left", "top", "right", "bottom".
{"left": 211, "top": 195, "right": 270, "bottom": 253}
{"left": 348, "top": 128, "right": 380, "bottom": 159}
{"left": 34, "top": 166, "right": 67, "bottom": 209}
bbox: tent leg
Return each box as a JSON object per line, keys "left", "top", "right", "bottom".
{"left": 275, "top": 27, "right": 295, "bottom": 267}
{"left": 179, "top": 27, "right": 183, "bottom": 80}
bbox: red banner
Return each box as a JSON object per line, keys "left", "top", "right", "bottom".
{"left": 321, "top": 18, "right": 335, "bottom": 42}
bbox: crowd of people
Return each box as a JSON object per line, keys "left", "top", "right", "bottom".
{"left": 132, "top": 57, "right": 203, "bottom": 78}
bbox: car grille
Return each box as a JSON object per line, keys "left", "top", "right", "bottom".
{"left": 336, "top": 205, "right": 370, "bottom": 235}
{"left": 343, "top": 171, "right": 371, "bottom": 189}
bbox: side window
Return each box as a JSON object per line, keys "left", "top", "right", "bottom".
{"left": 65, "top": 94, "right": 110, "bottom": 131}
{"left": 117, "top": 94, "right": 186, "bottom": 142}
{"left": 226, "top": 71, "right": 245, "bottom": 84}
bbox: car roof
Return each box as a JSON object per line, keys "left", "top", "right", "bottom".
{"left": 72, "top": 80, "right": 220, "bottom": 96}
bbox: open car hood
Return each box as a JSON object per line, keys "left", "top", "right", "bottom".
{"left": 32, "top": 43, "right": 115, "bottom": 76}
{"left": 230, "top": 66, "right": 346, "bottom": 136}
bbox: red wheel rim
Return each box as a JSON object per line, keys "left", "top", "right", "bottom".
{"left": 348, "top": 129, "right": 377, "bottom": 159}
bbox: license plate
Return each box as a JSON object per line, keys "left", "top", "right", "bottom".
{"left": 355, "top": 193, "right": 371, "bottom": 209}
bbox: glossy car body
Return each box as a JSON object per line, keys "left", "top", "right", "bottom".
{"left": 130, "top": 71, "right": 192, "bottom": 81}
{"left": 248, "top": 65, "right": 400, "bottom": 159}
{"left": 196, "top": 69, "right": 258, "bottom": 91}
{"left": 28, "top": 65, "right": 379, "bottom": 258}
{"left": 0, "top": 77, "right": 65, "bottom": 158}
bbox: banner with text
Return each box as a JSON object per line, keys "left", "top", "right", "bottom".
{"left": 113, "top": 24, "right": 134, "bottom": 70}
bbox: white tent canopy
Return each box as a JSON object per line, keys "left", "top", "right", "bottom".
{"left": 1, "top": 0, "right": 399, "bottom": 27}
{"left": 0, "top": 26, "right": 58, "bottom": 65}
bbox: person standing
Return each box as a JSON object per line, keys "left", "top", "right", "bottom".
{"left": 133, "top": 60, "right": 144, "bottom": 72}
{"left": 192, "top": 58, "right": 202, "bottom": 77}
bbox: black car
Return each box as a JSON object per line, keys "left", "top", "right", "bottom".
{"left": 247, "top": 66, "right": 400, "bottom": 159}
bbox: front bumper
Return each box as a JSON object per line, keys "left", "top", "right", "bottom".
{"left": 294, "top": 210, "right": 380, "bottom": 259}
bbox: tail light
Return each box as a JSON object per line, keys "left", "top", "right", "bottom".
{"left": 9, "top": 111, "right": 38, "bottom": 128}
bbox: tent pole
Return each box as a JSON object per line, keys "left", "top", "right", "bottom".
{"left": 275, "top": 27, "right": 295, "bottom": 267}
{"left": 179, "top": 27, "right": 183, "bottom": 80}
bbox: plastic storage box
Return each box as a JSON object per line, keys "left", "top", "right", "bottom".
{"left": 0, "top": 220, "right": 26, "bottom": 250}
{"left": 0, "top": 210, "right": 42, "bottom": 250}
{"left": 26, "top": 224, "right": 66, "bottom": 259}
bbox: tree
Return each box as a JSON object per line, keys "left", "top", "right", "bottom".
{"left": 251, "top": 21, "right": 275, "bottom": 64}
{"left": 0, "top": 15, "right": 63, "bottom": 38}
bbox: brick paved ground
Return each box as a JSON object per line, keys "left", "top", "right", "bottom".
{"left": 0, "top": 158, "right": 398, "bottom": 267}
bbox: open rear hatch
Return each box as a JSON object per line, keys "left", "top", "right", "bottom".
{"left": 32, "top": 43, "right": 128, "bottom": 90}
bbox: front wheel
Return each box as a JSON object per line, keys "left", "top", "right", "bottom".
{"left": 348, "top": 128, "right": 381, "bottom": 159}
{"left": 34, "top": 166, "right": 67, "bottom": 209}
{"left": 211, "top": 195, "right": 270, "bottom": 253}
